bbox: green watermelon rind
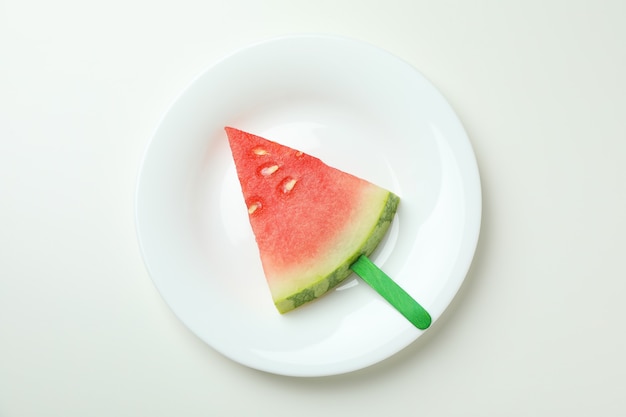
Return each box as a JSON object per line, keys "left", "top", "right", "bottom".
{"left": 274, "top": 192, "right": 400, "bottom": 313}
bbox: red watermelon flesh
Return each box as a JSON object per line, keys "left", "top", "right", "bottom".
{"left": 224, "top": 127, "right": 399, "bottom": 313}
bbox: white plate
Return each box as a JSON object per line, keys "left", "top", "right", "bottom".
{"left": 135, "top": 35, "right": 481, "bottom": 377}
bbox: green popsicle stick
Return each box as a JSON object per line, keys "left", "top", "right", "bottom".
{"left": 351, "top": 255, "right": 431, "bottom": 330}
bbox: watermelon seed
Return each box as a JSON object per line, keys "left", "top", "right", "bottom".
{"left": 247, "top": 200, "right": 262, "bottom": 214}
{"left": 295, "top": 151, "right": 304, "bottom": 157}
{"left": 260, "top": 164, "right": 279, "bottom": 176}
{"left": 252, "top": 147, "right": 268, "bottom": 156}
{"left": 280, "top": 177, "right": 298, "bottom": 193}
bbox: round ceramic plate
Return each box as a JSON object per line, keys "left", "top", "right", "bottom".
{"left": 135, "top": 35, "right": 481, "bottom": 377}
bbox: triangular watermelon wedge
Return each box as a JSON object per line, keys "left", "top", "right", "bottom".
{"left": 225, "top": 127, "right": 400, "bottom": 313}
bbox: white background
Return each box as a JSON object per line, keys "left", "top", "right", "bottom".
{"left": 1, "top": 1, "right": 625, "bottom": 416}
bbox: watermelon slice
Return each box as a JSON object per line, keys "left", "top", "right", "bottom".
{"left": 225, "top": 127, "right": 400, "bottom": 313}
